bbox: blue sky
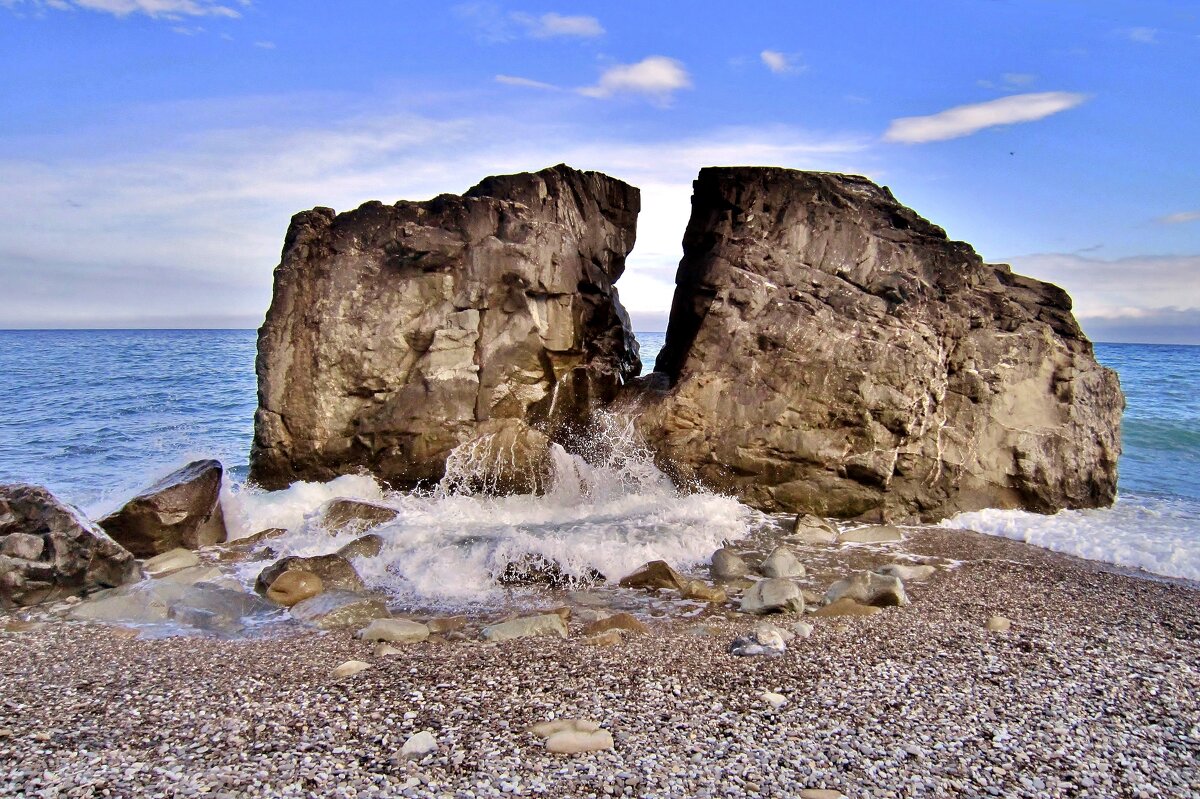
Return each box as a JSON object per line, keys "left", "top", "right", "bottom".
{"left": 1, "top": 1, "right": 1198, "bottom": 343}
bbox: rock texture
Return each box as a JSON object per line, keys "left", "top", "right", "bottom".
{"left": 0, "top": 485, "right": 142, "bottom": 607}
{"left": 99, "top": 460, "right": 228, "bottom": 557}
{"left": 250, "top": 164, "right": 641, "bottom": 492}
{"left": 636, "top": 167, "right": 1123, "bottom": 520}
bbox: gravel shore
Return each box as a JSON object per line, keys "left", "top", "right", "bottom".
{"left": 2, "top": 527, "right": 1198, "bottom": 799}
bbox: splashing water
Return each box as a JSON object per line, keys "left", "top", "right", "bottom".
{"left": 223, "top": 412, "right": 761, "bottom": 609}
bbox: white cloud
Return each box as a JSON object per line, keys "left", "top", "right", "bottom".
{"left": 885, "top": 92, "right": 1087, "bottom": 143}
{"left": 494, "top": 74, "right": 558, "bottom": 91}
{"left": 1010, "top": 251, "right": 1200, "bottom": 319}
{"left": 1158, "top": 210, "right": 1200, "bottom": 225}
{"left": 8, "top": 0, "right": 244, "bottom": 18}
{"left": 0, "top": 100, "right": 868, "bottom": 329}
{"left": 1127, "top": 27, "right": 1158, "bottom": 44}
{"left": 512, "top": 11, "right": 602, "bottom": 38}
{"left": 760, "top": 50, "right": 802, "bottom": 74}
{"left": 579, "top": 56, "right": 691, "bottom": 101}
{"left": 253, "top": 40, "right": 275, "bottom": 49}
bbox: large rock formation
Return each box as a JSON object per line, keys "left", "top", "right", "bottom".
{"left": 99, "top": 460, "right": 228, "bottom": 557}
{"left": 635, "top": 167, "right": 1122, "bottom": 521}
{"left": 250, "top": 165, "right": 640, "bottom": 490}
{"left": 1, "top": 484, "right": 142, "bottom": 607}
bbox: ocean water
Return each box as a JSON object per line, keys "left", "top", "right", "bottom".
{"left": 0, "top": 330, "right": 1197, "bottom": 591}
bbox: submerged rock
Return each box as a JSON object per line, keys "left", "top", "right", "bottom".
{"left": 290, "top": 590, "right": 390, "bottom": 629}
{"left": 336, "top": 534, "right": 384, "bottom": 560}
{"left": 250, "top": 164, "right": 641, "bottom": 491}
{"left": 255, "top": 554, "right": 365, "bottom": 594}
{"left": 317, "top": 500, "right": 399, "bottom": 533}
{"left": 99, "top": 460, "right": 228, "bottom": 557}
{"left": 635, "top": 167, "right": 1122, "bottom": 521}
{"left": 481, "top": 613, "right": 568, "bottom": 642}
{"left": 740, "top": 578, "right": 805, "bottom": 615}
{"left": 0, "top": 484, "right": 141, "bottom": 607}
{"left": 498, "top": 554, "right": 606, "bottom": 588}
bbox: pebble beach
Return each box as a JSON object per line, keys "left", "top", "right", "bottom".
{"left": 3, "top": 527, "right": 1197, "bottom": 799}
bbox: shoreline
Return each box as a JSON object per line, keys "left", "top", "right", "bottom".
{"left": 3, "top": 527, "right": 1198, "bottom": 798}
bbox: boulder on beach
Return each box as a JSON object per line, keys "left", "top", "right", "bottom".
{"left": 824, "top": 571, "right": 910, "bottom": 608}
{"left": 634, "top": 167, "right": 1123, "bottom": 521}
{"left": 729, "top": 621, "right": 788, "bottom": 657}
{"left": 249, "top": 164, "right": 641, "bottom": 491}
{"left": 740, "top": 578, "right": 805, "bottom": 615}
{"left": 618, "top": 560, "right": 687, "bottom": 592}
{"left": 358, "top": 617, "right": 429, "bottom": 644}
{"left": 481, "top": 613, "right": 568, "bottom": 642}
{"left": 255, "top": 554, "right": 365, "bottom": 594}
{"left": 265, "top": 570, "right": 323, "bottom": 606}
{"left": 1, "top": 484, "right": 142, "bottom": 607}
{"left": 289, "top": 590, "right": 390, "bottom": 629}
{"left": 710, "top": 547, "right": 749, "bottom": 579}
{"left": 760, "top": 546, "right": 806, "bottom": 578}
{"left": 99, "top": 460, "right": 228, "bottom": 557}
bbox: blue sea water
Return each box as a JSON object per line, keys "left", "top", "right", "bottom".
{"left": 0, "top": 330, "right": 1197, "bottom": 581}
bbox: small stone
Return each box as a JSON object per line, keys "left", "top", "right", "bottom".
{"left": 791, "top": 621, "right": 814, "bottom": 639}
{"left": 530, "top": 719, "right": 601, "bottom": 737}
{"left": 332, "top": 660, "right": 371, "bottom": 678}
{"left": 681, "top": 579, "right": 727, "bottom": 603}
{"left": 482, "top": 613, "right": 568, "bottom": 642}
{"left": 761, "top": 691, "right": 788, "bottom": 709}
{"left": 839, "top": 525, "right": 903, "bottom": 544}
{"left": 545, "top": 729, "right": 614, "bottom": 754}
{"left": 142, "top": 547, "right": 201, "bottom": 575}
{"left": 986, "top": 615, "right": 1012, "bottom": 632}
{"left": 582, "top": 612, "right": 646, "bottom": 637}
{"left": 617, "top": 560, "right": 686, "bottom": 591}
{"left": 400, "top": 730, "right": 438, "bottom": 759}
{"left": 760, "top": 546, "right": 806, "bottom": 578}
{"left": 358, "top": 618, "right": 429, "bottom": 643}
{"left": 811, "top": 598, "right": 883, "bottom": 617}
{"left": 373, "top": 642, "right": 403, "bottom": 657}
{"left": 799, "top": 790, "right": 847, "bottom": 799}
{"left": 729, "top": 622, "right": 787, "bottom": 657}
{"left": 710, "top": 548, "right": 749, "bottom": 579}
{"left": 266, "top": 570, "right": 324, "bottom": 607}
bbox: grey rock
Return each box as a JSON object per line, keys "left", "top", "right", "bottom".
{"left": 635, "top": 167, "right": 1122, "bottom": 521}
{"left": 358, "top": 618, "right": 429, "bottom": 644}
{"left": 876, "top": 563, "right": 937, "bottom": 581}
{"left": 250, "top": 164, "right": 641, "bottom": 492}
{"left": 0, "top": 484, "right": 141, "bottom": 607}
{"left": 789, "top": 514, "right": 839, "bottom": 544}
{"left": 99, "top": 460, "right": 228, "bottom": 557}
{"left": 824, "top": 571, "right": 910, "bottom": 608}
{"left": 729, "top": 621, "right": 788, "bottom": 657}
{"left": 142, "top": 548, "right": 201, "bottom": 575}
{"left": 740, "top": 578, "right": 805, "bottom": 615}
{"left": 336, "top": 534, "right": 384, "bottom": 560}
{"left": 710, "top": 547, "right": 749, "bottom": 579}
{"left": 481, "top": 613, "right": 568, "bottom": 642}
{"left": 839, "top": 525, "right": 904, "bottom": 544}
{"left": 760, "top": 546, "right": 806, "bottom": 578}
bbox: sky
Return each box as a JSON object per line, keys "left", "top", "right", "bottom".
{"left": 1, "top": 1, "right": 1198, "bottom": 344}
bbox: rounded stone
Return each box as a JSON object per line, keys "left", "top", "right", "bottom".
{"left": 266, "top": 570, "right": 323, "bottom": 607}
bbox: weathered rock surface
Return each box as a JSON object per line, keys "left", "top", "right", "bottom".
{"left": 710, "top": 547, "right": 749, "bottom": 579}
{"left": 824, "top": 571, "right": 910, "bottom": 608}
{"left": 250, "top": 164, "right": 641, "bottom": 492}
{"left": 635, "top": 167, "right": 1122, "bottom": 521}
{"left": 265, "top": 570, "right": 323, "bottom": 606}
{"left": 358, "top": 618, "right": 429, "bottom": 644}
{"left": 289, "top": 590, "right": 390, "bottom": 629}
{"left": 316, "top": 499, "right": 398, "bottom": 533}
{"left": 0, "top": 484, "right": 141, "bottom": 607}
{"left": 99, "top": 461, "right": 228, "bottom": 557}
{"left": 481, "top": 613, "right": 568, "bottom": 642}
{"left": 617, "top": 560, "right": 686, "bottom": 591}
{"left": 336, "top": 534, "right": 384, "bottom": 560}
{"left": 255, "top": 554, "right": 365, "bottom": 594}
{"left": 760, "top": 546, "right": 805, "bottom": 578}
{"left": 582, "top": 612, "right": 647, "bottom": 637}
{"left": 142, "top": 548, "right": 201, "bottom": 575}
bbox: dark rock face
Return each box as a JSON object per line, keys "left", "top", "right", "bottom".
{"left": 250, "top": 164, "right": 641, "bottom": 491}
{"left": 0, "top": 484, "right": 142, "bottom": 607}
{"left": 635, "top": 167, "right": 1123, "bottom": 521}
{"left": 99, "top": 460, "right": 228, "bottom": 557}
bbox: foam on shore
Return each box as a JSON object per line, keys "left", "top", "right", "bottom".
{"left": 943, "top": 492, "right": 1200, "bottom": 583}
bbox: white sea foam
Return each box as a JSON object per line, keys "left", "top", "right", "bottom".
{"left": 222, "top": 413, "right": 761, "bottom": 607}
{"left": 943, "top": 493, "right": 1200, "bottom": 583}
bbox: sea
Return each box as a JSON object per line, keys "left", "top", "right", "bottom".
{"left": 0, "top": 330, "right": 1197, "bottom": 598}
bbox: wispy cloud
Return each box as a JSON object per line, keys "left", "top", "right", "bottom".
{"left": 511, "top": 11, "right": 602, "bottom": 38}
{"left": 494, "top": 74, "right": 558, "bottom": 91}
{"left": 579, "top": 56, "right": 691, "bottom": 101}
{"left": 760, "top": 50, "right": 803, "bottom": 74}
{"left": 885, "top": 92, "right": 1087, "bottom": 143}
{"left": 1126, "top": 27, "right": 1158, "bottom": 44}
{"left": 1158, "top": 210, "right": 1200, "bottom": 225}
{"left": 253, "top": 40, "right": 275, "bottom": 49}
{"left": 979, "top": 72, "right": 1037, "bottom": 90}
{"left": 4, "top": 0, "right": 244, "bottom": 18}
{"left": 455, "top": 3, "right": 602, "bottom": 42}
{"left": 0, "top": 97, "right": 868, "bottom": 328}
